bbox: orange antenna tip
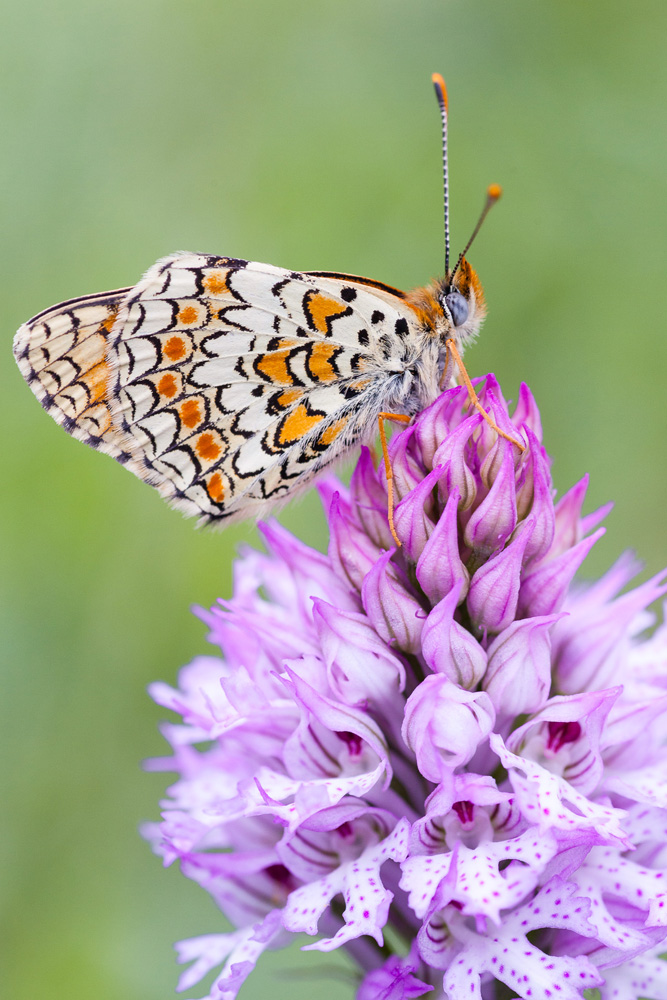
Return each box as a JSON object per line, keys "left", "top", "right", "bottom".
{"left": 449, "top": 183, "right": 503, "bottom": 284}
{"left": 431, "top": 73, "right": 448, "bottom": 111}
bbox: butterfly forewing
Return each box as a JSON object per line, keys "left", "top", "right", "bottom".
{"left": 104, "top": 254, "right": 421, "bottom": 522}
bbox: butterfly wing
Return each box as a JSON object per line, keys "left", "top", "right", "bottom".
{"left": 13, "top": 289, "right": 133, "bottom": 460}
{"left": 106, "top": 253, "right": 423, "bottom": 523}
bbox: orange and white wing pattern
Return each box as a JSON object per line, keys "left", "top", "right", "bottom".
{"left": 14, "top": 289, "right": 132, "bottom": 461}
{"left": 105, "top": 253, "right": 425, "bottom": 523}
{"left": 14, "top": 253, "right": 429, "bottom": 524}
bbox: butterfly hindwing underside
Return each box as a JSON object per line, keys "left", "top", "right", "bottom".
{"left": 14, "top": 288, "right": 131, "bottom": 460}
{"left": 16, "top": 253, "right": 435, "bottom": 523}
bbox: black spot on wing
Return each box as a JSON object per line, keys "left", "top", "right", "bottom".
{"left": 271, "top": 278, "right": 291, "bottom": 302}
{"left": 341, "top": 380, "right": 369, "bottom": 400}
{"left": 216, "top": 256, "right": 248, "bottom": 268}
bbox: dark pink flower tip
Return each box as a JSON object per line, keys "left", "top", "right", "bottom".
{"left": 361, "top": 548, "right": 426, "bottom": 655}
{"left": 327, "top": 489, "right": 382, "bottom": 592}
{"left": 350, "top": 446, "right": 395, "bottom": 550}
{"left": 463, "top": 440, "right": 517, "bottom": 557}
{"left": 420, "top": 581, "right": 486, "bottom": 688}
{"left": 393, "top": 465, "right": 446, "bottom": 561}
{"left": 431, "top": 414, "right": 482, "bottom": 510}
{"left": 416, "top": 487, "right": 469, "bottom": 606}
{"left": 466, "top": 522, "right": 533, "bottom": 635}
{"left": 512, "top": 381, "right": 543, "bottom": 441}
{"left": 517, "top": 527, "right": 606, "bottom": 618}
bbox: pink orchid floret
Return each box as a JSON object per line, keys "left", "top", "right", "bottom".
{"left": 145, "top": 376, "right": 667, "bottom": 999}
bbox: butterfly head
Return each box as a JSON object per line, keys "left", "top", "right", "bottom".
{"left": 439, "top": 256, "right": 486, "bottom": 344}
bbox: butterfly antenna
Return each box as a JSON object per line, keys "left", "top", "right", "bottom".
{"left": 432, "top": 73, "right": 450, "bottom": 277}
{"left": 449, "top": 184, "right": 502, "bottom": 284}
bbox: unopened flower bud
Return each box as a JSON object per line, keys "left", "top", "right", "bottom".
{"left": 483, "top": 614, "right": 563, "bottom": 718}
{"left": 421, "top": 582, "right": 487, "bottom": 688}
{"left": 402, "top": 676, "right": 495, "bottom": 781}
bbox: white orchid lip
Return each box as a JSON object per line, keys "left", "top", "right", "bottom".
{"left": 146, "top": 376, "right": 667, "bottom": 1000}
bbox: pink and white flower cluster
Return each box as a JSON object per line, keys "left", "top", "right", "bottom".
{"left": 145, "top": 377, "right": 667, "bottom": 999}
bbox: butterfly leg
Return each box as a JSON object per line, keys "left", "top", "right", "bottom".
{"left": 439, "top": 339, "right": 457, "bottom": 391}
{"left": 378, "top": 412, "right": 413, "bottom": 547}
{"left": 445, "top": 338, "right": 525, "bottom": 451}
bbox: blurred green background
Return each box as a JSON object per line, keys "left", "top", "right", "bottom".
{"left": 1, "top": 1, "right": 666, "bottom": 997}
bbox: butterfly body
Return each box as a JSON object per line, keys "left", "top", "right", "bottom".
{"left": 13, "top": 251, "right": 486, "bottom": 524}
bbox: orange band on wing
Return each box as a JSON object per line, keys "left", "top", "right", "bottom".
{"left": 256, "top": 349, "right": 294, "bottom": 385}
{"left": 164, "top": 336, "right": 188, "bottom": 361}
{"left": 157, "top": 373, "right": 179, "bottom": 398}
{"left": 318, "top": 416, "right": 348, "bottom": 446}
{"left": 307, "top": 342, "right": 339, "bottom": 382}
{"left": 203, "top": 270, "right": 230, "bottom": 296}
{"left": 276, "top": 388, "right": 303, "bottom": 408}
{"left": 179, "top": 398, "right": 203, "bottom": 429}
{"left": 278, "top": 404, "right": 324, "bottom": 444}
{"left": 206, "top": 472, "right": 225, "bottom": 503}
{"left": 195, "top": 431, "right": 223, "bottom": 463}
{"left": 83, "top": 359, "right": 111, "bottom": 404}
{"left": 178, "top": 306, "right": 198, "bottom": 325}
{"left": 304, "top": 292, "right": 348, "bottom": 334}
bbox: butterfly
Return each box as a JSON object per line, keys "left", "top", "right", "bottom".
{"left": 13, "top": 74, "right": 520, "bottom": 540}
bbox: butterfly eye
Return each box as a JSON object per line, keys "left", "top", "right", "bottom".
{"left": 444, "top": 291, "right": 469, "bottom": 327}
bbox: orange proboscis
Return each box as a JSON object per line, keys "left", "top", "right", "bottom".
{"left": 445, "top": 338, "right": 525, "bottom": 451}
{"left": 378, "top": 412, "right": 413, "bottom": 547}
{"left": 278, "top": 404, "right": 324, "bottom": 445}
